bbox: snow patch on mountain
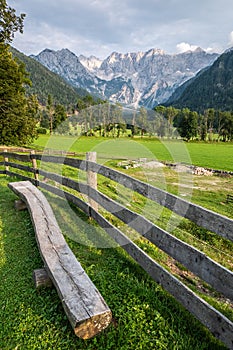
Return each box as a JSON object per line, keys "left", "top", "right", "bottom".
{"left": 31, "top": 47, "right": 219, "bottom": 108}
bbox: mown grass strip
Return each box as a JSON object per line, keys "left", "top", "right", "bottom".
{"left": 32, "top": 135, "right": 233, "bottom": 172}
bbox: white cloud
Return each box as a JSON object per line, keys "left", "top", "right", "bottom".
{"left": 8, "top": 0, "right": 233, "bottom": 57}
{"left": 176, "top": 42, "right": 198, "bottom": 53}
{"left": 228, "top": 31, "right": 233, "bottom": 46}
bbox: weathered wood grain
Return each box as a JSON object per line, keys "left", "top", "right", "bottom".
{"left": 87, "top": 187, "right": 233, "bottom": 301}
{"left": 38, "top": 169, "right": 89, "bottom": 195}
{"left": 33, "top": 268, "right": 53, "bottom": 288}
{"left": 92, "top": 163, "right": 233, "bottom": 242}
{"left": 36, "top": 171, "right": 233, "bottom": 300}
{"left": 5, "top": 161, "right": 35, "bottom": 173}
{"left": 26, "top": 179, "right": 233, "bottom": 348}
{"left": 89, "top": 207, "right": 233, "bottom": 350}
{"left": 0, "top": 152, "right": 30, "bottom": 162}
{"left": 8, "top": 181, "right": 112, "bottom": 339}
{"left": 5, "top": 153, "right": 233, "bottom": 347}
{"left": 6, "top": 170, "right": 37, "bottom": 184}
{"left": 38, "top": 181, "right": 90, "bottom": 216}
{"left": 30, "top": 151, "right": 39, "bottom": 181}
{"left": 86, "top": 152, "right": 98, "bottom": 212}
{"left": 35, "top": 154, "right": 233, "bottom": 241}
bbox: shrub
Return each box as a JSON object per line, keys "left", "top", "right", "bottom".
{"left": 37, "top": 127, "right": 47, "bottom": 134}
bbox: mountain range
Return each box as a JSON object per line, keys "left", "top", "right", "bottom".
{"left": 31, "top": 47, "right": 219, "bottom": 109}
{"left": 11, "top": 47, "right": 88, "bottom": 106}
{"left": 165, "top": 48, "right": 233, "bottom": 112}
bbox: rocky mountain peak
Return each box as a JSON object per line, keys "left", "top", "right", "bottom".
{"left": 145, "top": 48, "right": 165, "bottom": 56}
{"left": 193, "top": 47, "right": 205, "bottom": 53}
{"left": 79, "top": 54, "right": 102, "bottom": 72}
{"left": 32, "top": 47, "right": 219, "bottom": 108}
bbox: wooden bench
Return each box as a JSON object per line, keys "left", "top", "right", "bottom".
{"left": 8, "top": 181, "right": 112, "bottom": 339}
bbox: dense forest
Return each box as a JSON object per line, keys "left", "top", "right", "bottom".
{"left": 1, "top": 37, "right": 106, "bottom": 145}
{"left": 2, "top": 0, "right": 233, "bottom": 145}
{"left": 10, "top": 47, "right": 89, "bottom": 107}
{"left": 154, "top": 106, "right": 233, "bottom": 141}
{"left": 165, "top": 48, "right": 233, "bottom": 112}
{"left": 9, "top": 47, "right": 107, "bottom": 138}
{"left": 46, "top": 103, "right": 233, "bottom": 142}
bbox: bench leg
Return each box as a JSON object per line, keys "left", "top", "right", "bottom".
{"left": 14, "top": 199, "right": 27, "bottom": 211}
{"left": 33, "top": 268, "right": 53, "bottom": 289}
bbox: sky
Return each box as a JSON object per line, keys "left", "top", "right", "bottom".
{"left": 7, "top": 0, "right": 233, "bottom": 59}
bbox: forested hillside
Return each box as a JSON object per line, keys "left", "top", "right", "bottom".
{"left": 165, "top": 49, "right": 233, "bottom": 112}
{"left": 10, "top": 47, "right": 88, "bottom": 106}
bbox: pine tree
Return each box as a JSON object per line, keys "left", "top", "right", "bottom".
{"left": 0, "top": 44, "right": 38, "bottom": 145}
{"left": 0, "top": 0, "right": 25, "bottom": 43}
{"left": 0, "top": 1, "right": 38, "bottom": 145}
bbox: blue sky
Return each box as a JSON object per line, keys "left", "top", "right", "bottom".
{"left": 8, "top": 0, "right": 233, "bottom": 58}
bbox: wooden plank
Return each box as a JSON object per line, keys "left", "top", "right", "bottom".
{"left": 3, "top": 150, "right": 9, "bottom": 172}
{"left": 39, "top": 169, "right": 63, "bottom": 183}
{"left": 36, "top": 171, "right": 233, "bottom": 300}
{"left": 87, "top": 162, "right": 233, "bottom": 242}
{"left": 6, "top": 171, "right": 37, "bottom": 184}
{"left": 38, "top": 170, "right": 89, "bottom": 196}
{"left": 0, "top": 152, "right": 30, "bottom": 162}
{"left": 6, "top": 161, "right": 35, "bottom": 173}
{"left": 35, "top": 154, "right": 83, "bottom": 170}
{"left": 30, "top": 151, "right": 39, "bottom": 181}
{"left": 35, "top": 154, "right": 81, "bottom": 167}
{"left": 15, "top": 178, "right": 233, "bottom": 348}
{"left": 87, "top": 187, "right": 233, "bottom": 301}
{"left": 86, "top": 152, "right": 98, "bottom": 212}
{"left": 38, "top": 155, "right": 233, "bottom": 242}
{"left": 89, "top": 207, "right": 233, "bottom": 349}
{"left": 8, "top": 181, "right": 112, "bottom": 339}
{"left": 38, "top": 181, "right": 90, "bottom": 216}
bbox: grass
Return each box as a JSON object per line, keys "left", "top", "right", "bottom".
{"left": 1, "top": 135, "right": 233, "bottom": 349}
{"left": 31, "top": 135, "right": 233, "bottom": 172}
{"left": 0, "top": 175, "right": 228, "bottom": 350}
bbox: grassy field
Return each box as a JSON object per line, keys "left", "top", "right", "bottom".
{"left": 32, "top": 135, "right": 233, "bottom": 171}
{"left": 0, "top": 175, "right": 230, "bottom": 350}
{"left": 1, "top": 135, "right": 233, "bottom": 349}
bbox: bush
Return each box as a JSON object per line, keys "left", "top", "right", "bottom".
{"left": 37, "top": 127, "right": 47, "bottom": 134}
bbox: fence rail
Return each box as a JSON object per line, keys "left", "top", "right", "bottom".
{"left": 1, "top": 150, "right": 233, "bottom": 349}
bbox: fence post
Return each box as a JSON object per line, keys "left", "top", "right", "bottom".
{"left": 4, "top": 149, "right": 9, "bottom": 174}
{"left": 30, "top": 150, "right": 39, "bottom": 183}
{"left": 86, "top": 152, "right": 98, "bottom": 213}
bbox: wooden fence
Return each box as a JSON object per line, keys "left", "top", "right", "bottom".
{"left": 1, "top": 150, "right": 233, "bottom": 348}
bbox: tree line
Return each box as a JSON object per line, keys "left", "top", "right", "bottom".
{"left": 154, "top": 106, "right": 233, "bottom": 141}
{"left": 1, "top": 0, "right": 233, "bottom": 145}
{"left": 0, "top": 0, "right": 38, "bottom": 145}
{"left": 0, "top": 0, "right": 106, "bottom": 145}
{"left": 45, "top": 103, "right": 233, "bottom": 142}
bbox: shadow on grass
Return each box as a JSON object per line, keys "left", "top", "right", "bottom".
{"left": 0, "top": 175, "right": 227, "bottom": 350}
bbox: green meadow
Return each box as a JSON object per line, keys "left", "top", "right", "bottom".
{"left": 32, "top": 135, "right": 233, "bottom": 171}
{"left": 0, "top": 175, "right": 230, "bottom": 350}
{"left": 0, "top": 135, "right": 233, "bottom": 349}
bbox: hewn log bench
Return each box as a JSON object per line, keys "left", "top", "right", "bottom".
{"left": 8, "top": 181, "right": 112, "bottom": 339}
